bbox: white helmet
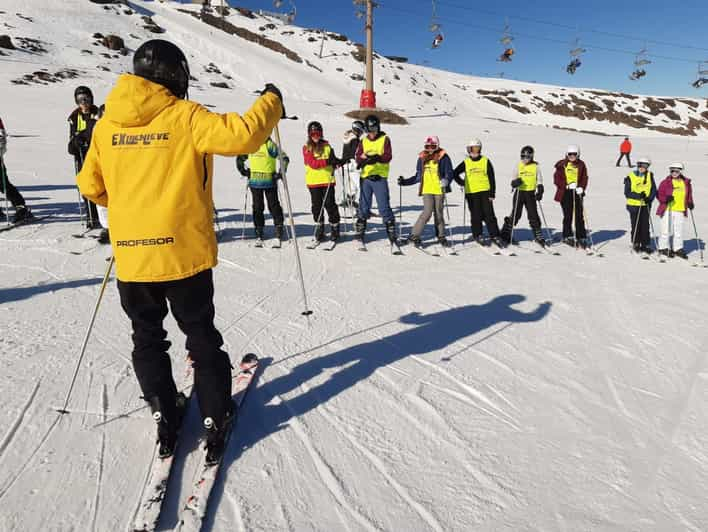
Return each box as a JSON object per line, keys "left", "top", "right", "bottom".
{"left": 566, "top": 144, "right": 580, "bottom": 155}
{"left": 467, "top": 138, "right": 483, "bottom": 149}
{"left": 637, "top": 156, "right": 651, "bottom": 166}
{"left": 668, "top": 162, "right": 684, "bottom": 171}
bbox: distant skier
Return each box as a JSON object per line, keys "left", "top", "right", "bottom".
{"left": 68, "top": 86, "right": 105, "bottom": 236}
{"left": 340, "top": 120, "right": 364, "bottom": 208}
{"left": 303, "top": 121, "right": 341, "bottom": 242}
{"left": 355, "top": 114, "right": 397, "bottom": 244}
{"left": 500, "top": 146, "right": 545, "bottom": 246}
{"left": 398, "top": 136, "right": 453, "bottom": 247}
{"left": 553, "top": 145, "right": 589, "bottom": 248}
{"left": 624, "top": 156, "right": 657, "bottom": 254}
{"left": 236, "top": 137, "right": 287, "bottom": 243}
{"left": 452, "top": 138, "right": 502, "bottom": 246}
{"left": 0, "top": 117, "right": 31, "bottom": 224}
{"left": 616, "top": 136, "right": 632, "bottom": 167}
{"left": 656, "top": 162, "right": 694, "bottom": 259}
{"left": 76, "top": 39, "right": 284, "bottom": 464}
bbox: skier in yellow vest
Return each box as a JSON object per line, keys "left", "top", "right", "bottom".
{"left": 76, "top": 39, "right": 283, "bottom": 464}
{"left": 500, "top": 145, "right": 545, "bottom": 246}
{"left": 398, "top": 136, "right": 454, "bottom": 247}
{"left": 302, "top": 121, "right": 341, "bottom": 243}
{"left": 623, "top": 156, "right": 657, "bottom": 254}
{"left": 452, "top": 138, "right": 502, "bottom": 247}
{"left": 552, "top": 145, "right": 589, "bottom": 248}
{"left": 656, "top": 162, "right": 694, "bottom": 259}
{"left": 236, "top": 137, "right": 287, "bottom": 243}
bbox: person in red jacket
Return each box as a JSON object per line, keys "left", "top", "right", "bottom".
{"left": 553, "top": 145, "right": 589, "bottom": 248}
{"left": 616, "top": 136, "right": 632, "bottom": 167}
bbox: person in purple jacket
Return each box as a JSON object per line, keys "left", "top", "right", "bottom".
{"left": 398, "top": 136, "right": 454, "bottom": 247}
{"left": 656, "top": 162, "right": 694, "bottom": 259}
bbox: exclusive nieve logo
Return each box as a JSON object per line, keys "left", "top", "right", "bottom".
{"left": 112, "top": 132, "right": 171, "bottom": 146}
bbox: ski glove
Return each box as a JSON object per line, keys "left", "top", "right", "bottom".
{"left": 640, "top": 191, "right": 648, "bottom": 200}
{"left": 365, "top": 155, "right": 381, "bottom": 165}
{"left": 688, "top": 201, "right": 695, "bottom": 210}
{"left": 439, "top": 178, "right": 449, "bottom": 189}
{"left": 397, "top": 176, "right": 405, "bottom": 186}
{"left": 535, "top": 184, "right": 544, "bottom": 201}
{"left": 665, "top": 195, "right": 674, "bottom": 204}
{"left": 261, "top": 83, "right": 286, "bottom": 117}
{"left": 575, "top": 187, "right": 584, "bottom": 196}
{"left": 274, "top": 172, "right": 282, "bottom": 181}
{"left": 511, "top": 178, "right": 523, "bottom": 189}
{"left": 567, "top": 182, "right": 577, "bottom": 190}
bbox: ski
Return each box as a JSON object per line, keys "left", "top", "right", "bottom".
{"left": 253, "top": 238, "right": 265, "bottom": 248}
{"left": 390, "top": 240, "right": 403, "bottom": 255}
{"left": 356, "top": 239, "right": 367, "bottom": 252}
{"left": 175, "top": 354, "right": 260, "bottom": 532}
{"left": 271, "top": 239, "right": 282, "bottom": 249}
{"left": 0, "top": 215, "right": 49, "bottom": 233}
{"left": 133, "top": 358, "right": 195, "bottom": 532}
{"left": 305, "top": 239, "right": 322, "bottom": 250}
{"left": 322, "top": 240, "right": 338, "bottom": 251}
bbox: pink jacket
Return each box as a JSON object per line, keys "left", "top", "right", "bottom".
{"left": 656, "top": 175, "right": 693, "bottom": 217}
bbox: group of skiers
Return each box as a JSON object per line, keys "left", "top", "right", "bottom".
{"left": 0, "top": 38, "right": 701, "bottom": 470}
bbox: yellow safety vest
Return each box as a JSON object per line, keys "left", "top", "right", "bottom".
{"left": 77, "top": 113, "right": 87, "bottom": 133}
{"left": 248, "top": 140, "right": 277, "bottom": 174}
{"left": 360, "top": 134, "right": 390, "bottom": 179}
{"left": 463, "top": 156, "right": 490, "bottom": 193}
{"left": 518, "top": 162, "right": 538, "bottom": 192}
{"left": 565, "top": 162, "right": 578, "bottom": 185}
{"left": 422, "top": 158, "right": 443, "bottom": 195}
{"left": 626, "top": 171, "right": 653, "bottom": 206}
{"left": 304, "top": 144, "right": 335, "bottom": 187}
{"left": 671, "top": 177, "right": 686, "bottom": 212}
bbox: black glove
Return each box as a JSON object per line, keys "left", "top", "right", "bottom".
{"left": 511, "top": 178, "right": 522, "bottom": 189}
{"left": 261, "top": 83, "right": 286, "bottom": 117}
{"left": 640, "top": 191, "right": 648, "bottom": 201}
{"left": 665, "top": 195, "right": 674, "bottom": 204}
{"left": 397, "top": 176, "right": 405, "bottom": 186}
{"left": 535, "top": 184, "right": 544, "bottom": 201}
{"left": 688, "top": 201, "right": 694, "bottom": 210}
{"left": 274, "top": 172, "right": 282, "bottom": 181}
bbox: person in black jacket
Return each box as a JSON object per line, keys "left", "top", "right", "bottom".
{"left": 339, "top": 120, "right": 364, "bottom": 208}
{"left": 0, "top": 117, "right": 32, "bottom": 224}
{"left": 68, "top": 85, "right": 102, "bottom": 230}
{"left": 452, "top": 138, "right": 502, "bottom": 246}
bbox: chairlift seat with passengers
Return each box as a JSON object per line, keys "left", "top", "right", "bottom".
{"left": 566, "top": 58, "right": 581, "bottom": 75}
{"left": 692, "top": 77, "right": 708, "bottom": 89}
{"left": 499, "top": 48, "right": 514, "bottom": 62}
{"left": 629, "top": 69, "right": 647, "bottom": 81}
{"left": 432, "top": 33, "right": 444, "bottom": 49}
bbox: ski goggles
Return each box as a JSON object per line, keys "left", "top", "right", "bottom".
{"left": 76, "top": 95, "right": 92, "bottom": 105}
{"left": 520, "top": 153, "right": 533, "bottom": 160}
{"left": 424, "top": 144, "right": 438, "bottom": 151}
{"left": 637, "top": 162, "right": 650, "bottom": 169}
{"left": 467, "top": 146, "right": 481, "bottom": 154}
{"left": 670, "top": 168, "right": 682, "bottom": 174}
{"left": 567, "top": 152, "right": 578, "bottom": 157}
{"left": 309, "top": 131, "right": 322, "bottom": 141}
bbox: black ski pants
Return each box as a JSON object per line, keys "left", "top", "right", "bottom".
{"left": 251, "top": 186, "right": 284, "bottom": 228}
{"left": 309, "top": 184, "right": 340, "bottom": 225}
{"left": 509, "top": 190, "right": 541, "bottom": 230}
{"left": 117, "top": 269, "right": 232, "bottom": 423}
{"left": 616, "top": 153, "right": 632, "bottom": 167}
{"left": 466, "top": 191, "right": 500, "bottom": 238}
{"left": 0, "top": 159, "right": 26, "bottom": 207}
{"left": 628, "top": 205, "right": 650, "bottom": 248}
{"left": 560, "top": 189, "right": 587, "bottom": 239}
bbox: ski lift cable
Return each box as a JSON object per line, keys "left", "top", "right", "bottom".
{"left": 434, "top": 0, "right": 708, "bottom": 53}
{"left": 378, "top": 4, "right": 702, "bottom": 65}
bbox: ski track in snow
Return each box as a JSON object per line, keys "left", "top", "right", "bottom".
{"left": 0, "top": 379, "right": 41, "bottom": 462}
{"left": 90, "top": 384, "right": 108, "bottom": 532}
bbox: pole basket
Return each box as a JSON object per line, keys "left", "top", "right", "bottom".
{"left": 359, "top": 89, "right": 377, "bottom": 109}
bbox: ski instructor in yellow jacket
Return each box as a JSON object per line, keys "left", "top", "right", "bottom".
{"left": 77, "top": 40, "right": 283, "bottom": 464}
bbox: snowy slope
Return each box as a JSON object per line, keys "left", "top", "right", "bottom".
{"left": 2, "top": 2, "right": 708, "bottom": 531}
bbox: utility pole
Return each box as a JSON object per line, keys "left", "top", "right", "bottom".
{"left": 318, "top": 28, "right": 326, "bottom": 59}
{"left": 360, "top": 0, "right": 376, "bottom": 109}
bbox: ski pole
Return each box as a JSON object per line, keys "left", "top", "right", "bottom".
{"left": 312, "top": 181, "right": 333, "bottom": 239}
{"left": 581, "top": 199, "right": 596, "bottom": 251}
{"left": 572, "top": 189, "right": 577, "bottom": 249}
{"left": 240, "top": 184, "right": 249, "bottom": 240}
{"left": 648, "top": 208, "right": 661, "bottom": 254}
{"left": 398, "top": 182, "right": 404, "bottom": 241}
{"left": 0, "top": 154, "right": 9, "bottom": 226}
{"left": 461, "top": 188, "right": 467, "bottom": 245}
{"left": 441, "top": 189, "right": 455, "bottom": 249}
{"left": 73, "top": 157, "right": 86, "bottom": 227}
{"left": 689, "top": 208, "right": 704, "bottom": 264}
{"left": 509, "top": 189, "right": 521, "bottom": 246}
{"left": 56, "top": 256, "right": 115, "bottom": 415}
{"left": 537, "top": 199, "right": 554, "bottom": 248}
{"left": 273, "top": 124, "right": 312, "bottom": 316}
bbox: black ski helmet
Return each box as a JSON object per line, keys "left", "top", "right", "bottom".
{"left": 351, "top": 120, "right": 366, "bottom": 135}
{"left": 133, "top": 39, "right": 190, "bottom": 99}
{"left": 520, "top": 145, "right": 535, "bottom": 158}
{"left": 307, "top": 121, "right": 323, "bottom": 136}
{"left": 74, "top": 85, "right": 93, "bottom": 105}
{"left": 364, "top": 114, "right": 380, "bottom": 133}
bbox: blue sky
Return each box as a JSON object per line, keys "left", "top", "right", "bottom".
{"left": 206, "top": 0, "right": 707, "bottom": 97}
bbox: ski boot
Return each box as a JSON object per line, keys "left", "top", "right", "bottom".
{"left": 330, "top": 223, "right": 340, "bottom": 242}
{"left": 355, "top": 218, "right": 367, "bottom": 243}
{"left": 98, "top": 229, "right": 110, "bottom": 245}
{"left": 658, "top": 248, "right": 671, "bottom": 258}
{"left": 314, "top": 223, "right": 325, "bottom": 242}
{"left": 577, "top": 238, "right": 590, "bottom": 250}
{"left": 149, "top": 392, "right": 188, "bottom": 459}
{"left": 12, "top": 205, "right": 31, "bottom": 224}
{"left": 274, "top": 224, "right": 285, "bottom": 242}
{"left": 385, "top": 220, "right": 397, "bottom": 243}
{"left": 632, "top": 242, "right": 642, "bottom": 253}
{"left": 491, "top": 236, "right": 506, "bottom": 249}
{"left": 674, "top": 249, "right": 688, "bottom": 260}
{"left": 473, "top": 235, "right": 486, "bottom": 246}
{"left": 499, "top": 217, "right": 513, "bottom": 245}
{"left": 204, "top": 405, "right": 235, "bottom": 466}
{"left": 409, "top": 235, "right": 422, "bottom": 248}
{"left": 437, "top": 236, "right": 451, "bottom": 248}
{"left": 562, "top": 236, "right": 576, "bottom": 247}
{"left": 533, "top": 229, "right": 546, "bottom": 247}
{"left": 254, "top": 226, "right": 265, "bottom": 240}
{"left": 640, "top": 245, "right": 654, "bottom": 255}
